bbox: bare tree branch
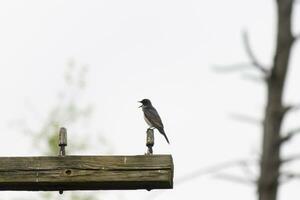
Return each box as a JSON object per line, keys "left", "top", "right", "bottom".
{"left": 239, "top": 160, "right": 257, "bottom": 177}
{"left": 148, "top": 160, "right": 257, "bottom": 200}
{"left": 212, "top": 64, "right": 267, "bottom": 83}
{"left": 229, "top": 113, "right": 262, "bottom": 126}
{"left": 282, "top": 104, "right": 300, "bottom": 115}
{"left": 280, "top": 127, "right": 300, "bottom": 144}
{"left": 242, "top": 31, "right": 269, "bottom": 74}
{"left": 283, "top": 172, "right": 300, "bottom": 179}
{"left": 293, "top": 0, "right": 300, "bottom": 4}
{"left": 175, "top": 159, "right": 255, "bottom": 185}
{"left": 280, "top": 172, "right": 300, "bottom": 184}
{"left": 294, "top": 33, "right": 300, "bottom": 42}
{"left": 212, "top": 63, "right": 256, "bottom": 73}
{"left": 214, "top": 173, "right": 256, "bottom": 185}
{"left": 240, "top": 73, "right": 267, "bottom": 83}
{"left": 281, "top": 153, "right": 300, "bottom": 163}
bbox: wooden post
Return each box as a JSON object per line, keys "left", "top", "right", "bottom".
{"left": 0, "top": 155, "right": 173, "bottom": 191}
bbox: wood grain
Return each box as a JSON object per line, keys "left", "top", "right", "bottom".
{"left": 0, "top": 155, "right": 173, "bottom": 191}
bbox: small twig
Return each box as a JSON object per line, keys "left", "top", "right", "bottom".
{"left": 280, "top": 127, "right": 300, "bottom": 144}
{"left": 281, "top": 153, "right": 300, "bottom": 163}
{"left": 280, "top": 171, "right": 300, "bottom": 184}
{"left": 239, "top": 160, "right": 256, "bottom": 177}
{"left": 212, "top": 63, "right": 256, "bottom": 73}
{"left": 214, "top": 173, "right": 256, "bottom": 185}
{"left": 229, "top": 113, "right": 262, "bottom": 126}
{"left": 282, "top": 104, "right": 300, "bottom": 115}
{"left": 240, "top": 73, "right": 267, "bottom": 83}
{"left": 293, "top": 0, "right": 300, "bottom": 4}
{"left": 282, "top": 172, "right": 300, "bottom": 179}
{"left": 242, "top": 31, "right": 269, "bottom": 74}
{"left": 148, "top": 159, "right": 257, "bottom": 200}
{"left": 175, "top": 159, "right": 255, "bottom": 184}
{"left": 212, "top": 31, "right": 271, "bottom": 77}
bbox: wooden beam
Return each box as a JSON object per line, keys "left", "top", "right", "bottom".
{"left": 0, "top": 155, "right": 173, "bottom": 191}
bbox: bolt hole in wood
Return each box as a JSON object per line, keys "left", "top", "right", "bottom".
{"left": 65, "top": 169, "right": 72, "bottom": 175}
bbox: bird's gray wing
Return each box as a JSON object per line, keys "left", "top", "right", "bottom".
{"left": 143, "top": 107, "right": 164, "bottom": 129}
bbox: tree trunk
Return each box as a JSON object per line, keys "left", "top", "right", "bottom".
{"left": 258, "top": 0, "right": 295, "bottom": 200}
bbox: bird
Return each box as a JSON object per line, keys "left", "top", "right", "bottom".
{"left": 138, "top": 99, "right": 170, "bottom": 144}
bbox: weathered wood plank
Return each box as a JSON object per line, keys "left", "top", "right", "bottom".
{"left": 0, "top": 155, "right": 173, "bottom": 191}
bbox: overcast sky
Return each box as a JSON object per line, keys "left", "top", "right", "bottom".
{"left": 0, "top": 1, "right": 299, "bottom": 200}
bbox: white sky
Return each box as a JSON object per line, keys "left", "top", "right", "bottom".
{"left": 0, "top": 0, "right": 299, "bottom": 200}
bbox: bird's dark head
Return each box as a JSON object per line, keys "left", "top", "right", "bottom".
{"left": 138, "top": 99, "right": 152, "bottom": 108}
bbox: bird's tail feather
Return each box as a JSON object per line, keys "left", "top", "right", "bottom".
{"left": 163, "top": 133, "right": 170, "bottom": 144}
{"left": 158, "top": 128, "right": 170, "bottom": 144}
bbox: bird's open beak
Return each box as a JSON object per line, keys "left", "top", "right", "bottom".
{"left": 138, "top": 101, "right": 142, "bottom": 108}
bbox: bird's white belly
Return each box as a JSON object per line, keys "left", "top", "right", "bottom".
{"left": 144, "top": 115, "right": 153, "bottom": 127}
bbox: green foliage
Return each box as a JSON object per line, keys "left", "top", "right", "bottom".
{"left": 25, "top": 60, "right": 92, "bottom": 155}
{"left": 19, "top": 60, "right": 104, "bottom": 200}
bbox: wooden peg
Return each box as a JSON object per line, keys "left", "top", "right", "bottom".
{"left": 146, "top": 129, "right": 154, "bottom": 155}
{"left": 58, "top": 127, "right": 67, "bottom": 194}
{"left": 59, "top": 127, "right": 67, "bottom": 156}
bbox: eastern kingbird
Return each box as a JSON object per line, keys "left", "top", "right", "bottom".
{"left": 139, "top": 99, "right": 170, "bottom": 144}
